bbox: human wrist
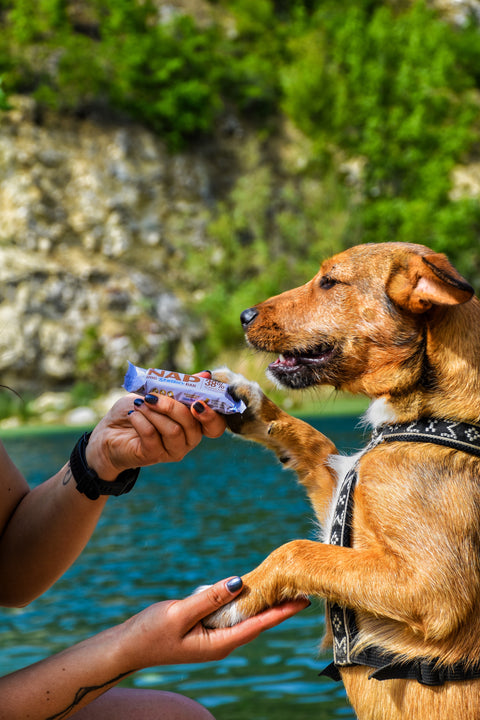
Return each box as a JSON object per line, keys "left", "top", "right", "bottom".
{"left": 71, "top": 622, "right": 139, "bottom": 692}
{"left": 71, "top": 432, "right": 139, "bottom": 500}
{"left": 114, "top": 611, "right": 150, "bottom": 673}
{"left": 83, "top": 430, "right": 119, "bottom": 482}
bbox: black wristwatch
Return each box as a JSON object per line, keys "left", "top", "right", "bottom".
{"left": 70, "top": 431, "right": 140, "bottom": 500}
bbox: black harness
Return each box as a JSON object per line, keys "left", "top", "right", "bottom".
{"left": 320, "top": 418, "right": 480, "bottom": 687}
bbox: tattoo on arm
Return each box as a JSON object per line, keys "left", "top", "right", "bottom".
{"left": 44, "top": 670, "right": 133, "bottom": 720}
{"left": 62, "top": 467, "right": 72, "bottom": 487}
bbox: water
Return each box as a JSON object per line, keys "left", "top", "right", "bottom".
{"left": 0, "top": 417, "right": 365, "bottom": 719}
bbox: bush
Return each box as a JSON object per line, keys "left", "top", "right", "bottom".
{"left": 0, "top": 77, "right": 10, "bottom": 109}
{"left": 0, "top": 0, "right": 285, "bottom": 147}
{"left": 0, "top": 1, "right": 225, "bottom": 147}
{"left": 280, "top": 1, "right": 480, "bottom": 271}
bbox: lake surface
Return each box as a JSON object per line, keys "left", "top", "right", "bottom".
{"left": 0, "top": 417, "right": 366, "bottom": 719}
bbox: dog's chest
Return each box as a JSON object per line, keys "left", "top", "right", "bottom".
{"left": 322, "top": 399, "right": 395, "bottom": 542}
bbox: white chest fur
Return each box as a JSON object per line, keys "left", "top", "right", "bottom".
{"left": 322, "top": 398, "right": 397, "bottom": 542}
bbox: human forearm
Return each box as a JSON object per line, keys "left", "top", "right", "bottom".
{"left": 0, "top": 621, "right": 132, "bottom": 720}
{"left": 0, "top": 463, "right": 106, "bottom": 606}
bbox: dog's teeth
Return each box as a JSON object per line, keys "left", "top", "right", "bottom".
{"left": 279, "top": 354, "right": 285, "bottom": 362}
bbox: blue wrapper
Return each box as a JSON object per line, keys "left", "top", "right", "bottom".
{"left": 123, "top": 362, "right": 246, "bottom": 415}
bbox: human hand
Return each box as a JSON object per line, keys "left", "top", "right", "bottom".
{"left": 85, "top": 372, "right": 227, "bottom": 480}
{"left": 120, "top": 577, "right": 310, "bottom": 668}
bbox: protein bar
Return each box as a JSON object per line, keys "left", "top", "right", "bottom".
{"left": 123, "top": 362, "right": 246, "bottom": 415}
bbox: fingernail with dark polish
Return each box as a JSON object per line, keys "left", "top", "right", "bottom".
{"left": 226, "top": 576, "right": 243, "bottom": 593}
{"left": 127, "top": 409, "right": 135, "bottom": 415}
{"left": 193, "top": 401, "right": 206, "bottom": 414}
{"left": 133, "top": 398, "right": 144, "bottom": 407}
{"left": 144, "top": 394, "right": 159, "bottom": 405}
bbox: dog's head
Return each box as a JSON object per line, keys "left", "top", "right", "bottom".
{"left": 240, "top": 242, "right": 475, "bottom": 399}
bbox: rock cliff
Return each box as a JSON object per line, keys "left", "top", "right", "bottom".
{"left": 0, "top": 95, "right": 247, "bottom": 398}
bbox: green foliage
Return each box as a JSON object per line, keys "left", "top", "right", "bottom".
{"left": 70, "top": 381, "right": 99, "bottom": 407}
{"left": 186, "top": 0, "right": 480, "bottom": 363}
{"left": 0, "top": 385, "right": 32, "bottom": 422}
{"left": 100, "top": 12, "right": 225, "bottom": 148}
{"left": 0, "top": 2, "right": 218, "bottom": 146}
{"left": 6, "top": 0, "right": 68, "bottom": 43}
{"left": 280, "top": 1, "right": 480, "bottom": 269}
{"left": 214, "top": 0, "right": 283, "bottom": 116}
{"left": 0, "top": 0, "right": 283, "bottom": 148}
{"left": 0, "top": 77, "right": 10, "bottom": 110}
{"left": 75, "top": 325, "right": 110, "bottom": 391}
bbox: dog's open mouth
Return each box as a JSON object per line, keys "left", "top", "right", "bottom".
{"left": 267, "top": 344, "right": 337, "bottom": 388}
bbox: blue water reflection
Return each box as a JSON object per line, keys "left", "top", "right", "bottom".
{"left": 0, "top": 417, "right": 365, "bottom": 719}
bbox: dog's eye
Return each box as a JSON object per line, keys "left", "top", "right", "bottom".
{"left": 319, "top": 276, "right": 337, "bottom": 290}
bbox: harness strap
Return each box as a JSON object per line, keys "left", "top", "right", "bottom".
{"left": 380, "top": 418, "right": 480, "bottom": 457}
{"left": 327, "top": 466, "right": 360, "bottom": 666}
{"left": 322, "top": 417, "right": 480, "bottom": 685}
{"left": 321, "top": 652, "right": 480, "bottom": 687}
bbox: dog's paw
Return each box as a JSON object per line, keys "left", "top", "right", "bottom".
{"left": 212, "top": 367, "right": 271, "bottom": 436}
{"left": 193, "top": 583, "right": 251, "bottom": 629}
{"left": 203, "top": 599, "right": 252, "bottom": 629}
{"left": 195, "top": 581, "right": 270, "bottom": 629}
{"left": 212, "top": 368, "right": 332, "bottom": 473}
{"left": 213, "top": 367, "right": 264, "bottom": 414}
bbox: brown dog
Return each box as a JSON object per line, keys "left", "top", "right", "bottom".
{"left": 208, "top": 242, "right": 480, "bottom": 720}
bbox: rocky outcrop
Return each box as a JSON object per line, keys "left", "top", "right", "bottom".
{"left": 0, "top": 96, "right": 245, "bottom": 394}
{"left": 0, "top": 243, "right": 198, "bottom": 389}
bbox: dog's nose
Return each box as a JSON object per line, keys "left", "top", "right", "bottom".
{"left": 240, "top": 307, "right": 259, "bottom": 328}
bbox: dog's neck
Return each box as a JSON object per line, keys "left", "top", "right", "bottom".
{"left": 365, "top": 398, "right": 397, "bottom": 428}
{"left": 369, "top": 298, "right": 480, "bottom": 426}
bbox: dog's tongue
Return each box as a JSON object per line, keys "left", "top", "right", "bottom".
{"left": 270, "top": 354, "right": 302, "bottom": 370}
{"left": 270, "top": 354, "right": 294, "bottom": 366}
{"left": 270, "top": 349, "right": 334, "bottom": 370}
{"left": 276, "top": 354, "right": 298, "bottom": 366}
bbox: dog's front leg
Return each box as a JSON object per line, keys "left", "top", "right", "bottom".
{"left": 204, "top": 540, "right": 425, "bottom": 639}
{"left": 214, "top": 369, "right": 338, "bottom": 520}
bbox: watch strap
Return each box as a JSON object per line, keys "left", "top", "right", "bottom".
{"left": 70, "top": 431, "right": 140, "bottom": 500}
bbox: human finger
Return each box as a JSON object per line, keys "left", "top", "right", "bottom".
{"left": 133, "top": 395, "right": 203, "bottom": 456}
{"left": 202, "top": 597, "right": 311, "bottom": 657}
{"left": 176, "top": 578, "right": 309, "bottom": 639}
{"left": 126, "top": 404, "right": 170, "bottom": 461}
{"left": 178, "top": 596, "right": 310, "bottom": 663}
{"left": 190, "top": 401, "right": 227, "bottom": 439}
{"left": 232, "top": 597, "right": 311, "bottom": 637}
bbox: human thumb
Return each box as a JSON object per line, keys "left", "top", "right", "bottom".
{"left": 184, "top": 576, "right": 243, "bottom": 627}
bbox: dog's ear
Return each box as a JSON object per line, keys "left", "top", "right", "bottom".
{"left": 387, "top": 252, "right": 474, "bottom": 314}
